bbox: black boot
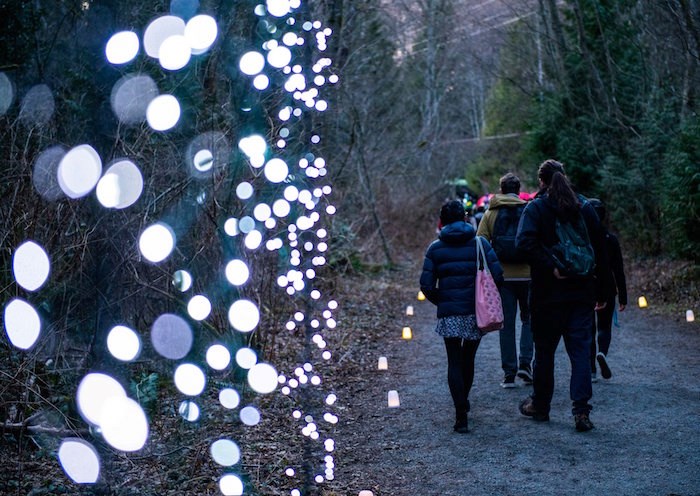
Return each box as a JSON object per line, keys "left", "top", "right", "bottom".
{"left": 454, "top": 411, "right": 469, "bottom": 433}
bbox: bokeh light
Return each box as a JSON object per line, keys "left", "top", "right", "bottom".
{"left": 184, "top": 15, "right": 218, "bottom": 54}
{"left": 239, "top": 51, "right": 265, "bottom": 75}
{"left": 228, "top": 299, "right": 260, "bottom": 332}
{"left": 225, "top": 259, "right": 250, "bottom": 286}
{"left": 244, "top": 230, "right": 263, "bottom": 250}
{"left": 239, "top": 406, "right": 261, "bottom": 426}
{"left": 239, "top": 216, "right": 255, "bottom": 233}
{"left": 174, "top": 363, "right": 206, "bottom": 396}
{"left": 248, "top": 363, "right": 278, "bottom": 394}
{"left": 272, "top": 199, "right": 291, "bottom": 217}
{"left": 266, "top": 0, "right": 292, "bottom": 17}
{"left": 219, "top": 388, "right": 240, "bottom": 409}
{"left": 187, "top": 294, "right": 212, "bottom": 321}
{"left": 57, "top": 144, "right": 102, "bottom": 199}
{"left": 100, "top": 396, "right": 149, "bottom": 452}
{"left": 106, "top": 325, "right": 141, "bottom": 361}
{"left": 159, "top": 34, "right": 191, "bottom": 70}
{"left": 219, "top": 474, "right": 244, "bottom": 496}
{"left": 144, "top": 15, "right": 185, "bottom": 58}
{"left": 178, "top": 400, "right": 200, "bottom": 421}
{"left": 264, "top": 158, "right": 289, "bottom": 183}
{"left": 151, "top": 313, "right": 193, "bottom": 359}
{"left": 211, "top": 439, "right": 240, "bottom": 466}
{"left": 111, "top": 74, "right": 158, "bottom": 124}
{"left": 76, "top": 373, "right": 127, "bottom": 426}
{"left": 254, "top": 74, "right": 270, "bottom": 90}
{"left": 284, "top": 185, "right": 299, "bottom": 201}
{"left": 105, "top": 31, "right": 140, "bottom": 64}
{"left": 58, "top": 439, "right": 100, "bottom": 483}
{"left": 3, "top": 298, "right": 41, "bottom": 350}
{"left": 172, "top": 270, "right": 193, "bottom": 291}
{"left": 139, "top": 222, "right": 175, "bottom": 263}
{"left": 96, "top": 159, "right": 143, "bottom": 209}
{"left": 238, "top": 134, "right": 267, "bottom": 160}
{"left": 147, "top": 94, "right": 181, "bottom": 131}
{"left": 282, "top": 32, "right": 298, "bottom": 46}
{"left": 19, "top": 84, "right": 54, "bottom": 126}
{"left": 206, "top": 344, "right": 231, "bottom": 370}
{"left": 224, "top": 218, "right": 239, "bottom": 236}
{"left": 253, "top": 203, "right": 271, "bottom": 221}
{"left": 235, "top": 347, "right": 257, "bottom": 369}
{"left": 267, "top": 45, "right": 292, "bottom": 68}
{"left": 236, "top": 182, "right": 254, "bottom": 200}
{"left": 13, "top": 241, "right": 50, "bottom": 291}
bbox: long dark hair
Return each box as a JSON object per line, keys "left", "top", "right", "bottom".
{"left": 538, "top": 159, "right": 580, "bottom": 219}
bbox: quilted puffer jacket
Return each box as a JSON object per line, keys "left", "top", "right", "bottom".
{"left": 420, "top": 221, "right": 503, "bottom": 319}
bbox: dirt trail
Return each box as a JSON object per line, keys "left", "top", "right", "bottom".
{"left": 338, "top": 294, "right": 700, "bottom": 496}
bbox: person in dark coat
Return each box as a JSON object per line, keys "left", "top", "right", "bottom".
{"left": 515, "top": 160, "right": 611, "bottom": 432}
{"left": 587, "top": 198, "right": 627, "bottom": 381}
{"left": 420, "top": 200, "right": 504, "bottom": 433}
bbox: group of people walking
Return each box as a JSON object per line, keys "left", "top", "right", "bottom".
{"left": 419, "top": 159, "right": 627, "bottom": 433}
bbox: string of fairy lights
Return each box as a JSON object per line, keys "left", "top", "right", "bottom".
{"left": 2, "top": 1, "right": 343, "bottom": 495}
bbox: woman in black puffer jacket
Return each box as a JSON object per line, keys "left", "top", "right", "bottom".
{"left": 420, "top": 200, "right": 503, "bottom": 433}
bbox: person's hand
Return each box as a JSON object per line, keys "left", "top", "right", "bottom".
{"left": 553, "top": 267, "right": 567, "bottom": 279}
{"left": 619, "top": 303, "right": 626, "bottom": 312}
{"left": 594, "top": 301, "right": 607, "bottom": 311}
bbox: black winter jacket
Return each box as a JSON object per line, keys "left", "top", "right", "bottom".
{"left": 420, "top": 221, "right": 504, "bottom": 319}
{"left": 515, "top": 193, "right": 612, "bottom": 307}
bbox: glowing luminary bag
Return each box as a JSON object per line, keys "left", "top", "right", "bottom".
{"left": 474, "top": 236, "right": 504, "bottom": 334}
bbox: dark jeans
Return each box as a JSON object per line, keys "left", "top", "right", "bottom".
{"left": 499, "top": 280, "right": 533, "bottom": 376}
{"left": 444, "top": 338, "right": 480, "bottom": 413}
{"left": 531, "top": 302, "right": 594, "bottom": 416}
{"left": 591, "top": 295, "right": 616, "bottom": 370}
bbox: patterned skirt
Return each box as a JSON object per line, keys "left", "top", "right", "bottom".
{"left": 434, "top": 314, "right": 481, "bottom": 341}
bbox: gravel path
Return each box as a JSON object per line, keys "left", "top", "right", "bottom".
{"left": 340, "top": 300, "right": 700, "bottom": 496}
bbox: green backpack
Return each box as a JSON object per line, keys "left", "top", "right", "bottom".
{"left": 551, "top": 213, "right": 595, "bottom": 277}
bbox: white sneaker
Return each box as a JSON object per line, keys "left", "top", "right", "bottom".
{"left": 591, "top": 372, "right": 598, "bottom": 383}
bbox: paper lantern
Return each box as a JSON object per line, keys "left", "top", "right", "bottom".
{"left": 406, "top": 305, "right": 414, "bottom": 316}
{"left": 387, "top": 390, "right": 400, "bottom": 408}
{"left": 377, "top": 357, "right": 388, "bottom": 370}
{"left": 402, "top": 327, "right": 412, "bottom": 340}
{"left": 638, "top": 296, "right": 647, "bottom": 308}
{"left": 687, "top": 310, "right": 695, "bottom": 322}
{"left": 417, "top": 291, "right": 426, "bottom": 301}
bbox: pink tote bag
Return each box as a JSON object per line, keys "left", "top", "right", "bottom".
{"left": 474, "top": 236, "right": 504, "bottom": 333}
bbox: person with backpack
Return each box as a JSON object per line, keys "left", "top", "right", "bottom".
{"left": 587, "top": 198, "right": 627, "bottom": 381}
{"left": 477, "top": 173, "right": 533, "bottom": 388}
{"left": 515, "top": 159, "right": 611, "bottom": 432}
{"left": 420, "top": 200, "right": 504, "bottom": 433}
